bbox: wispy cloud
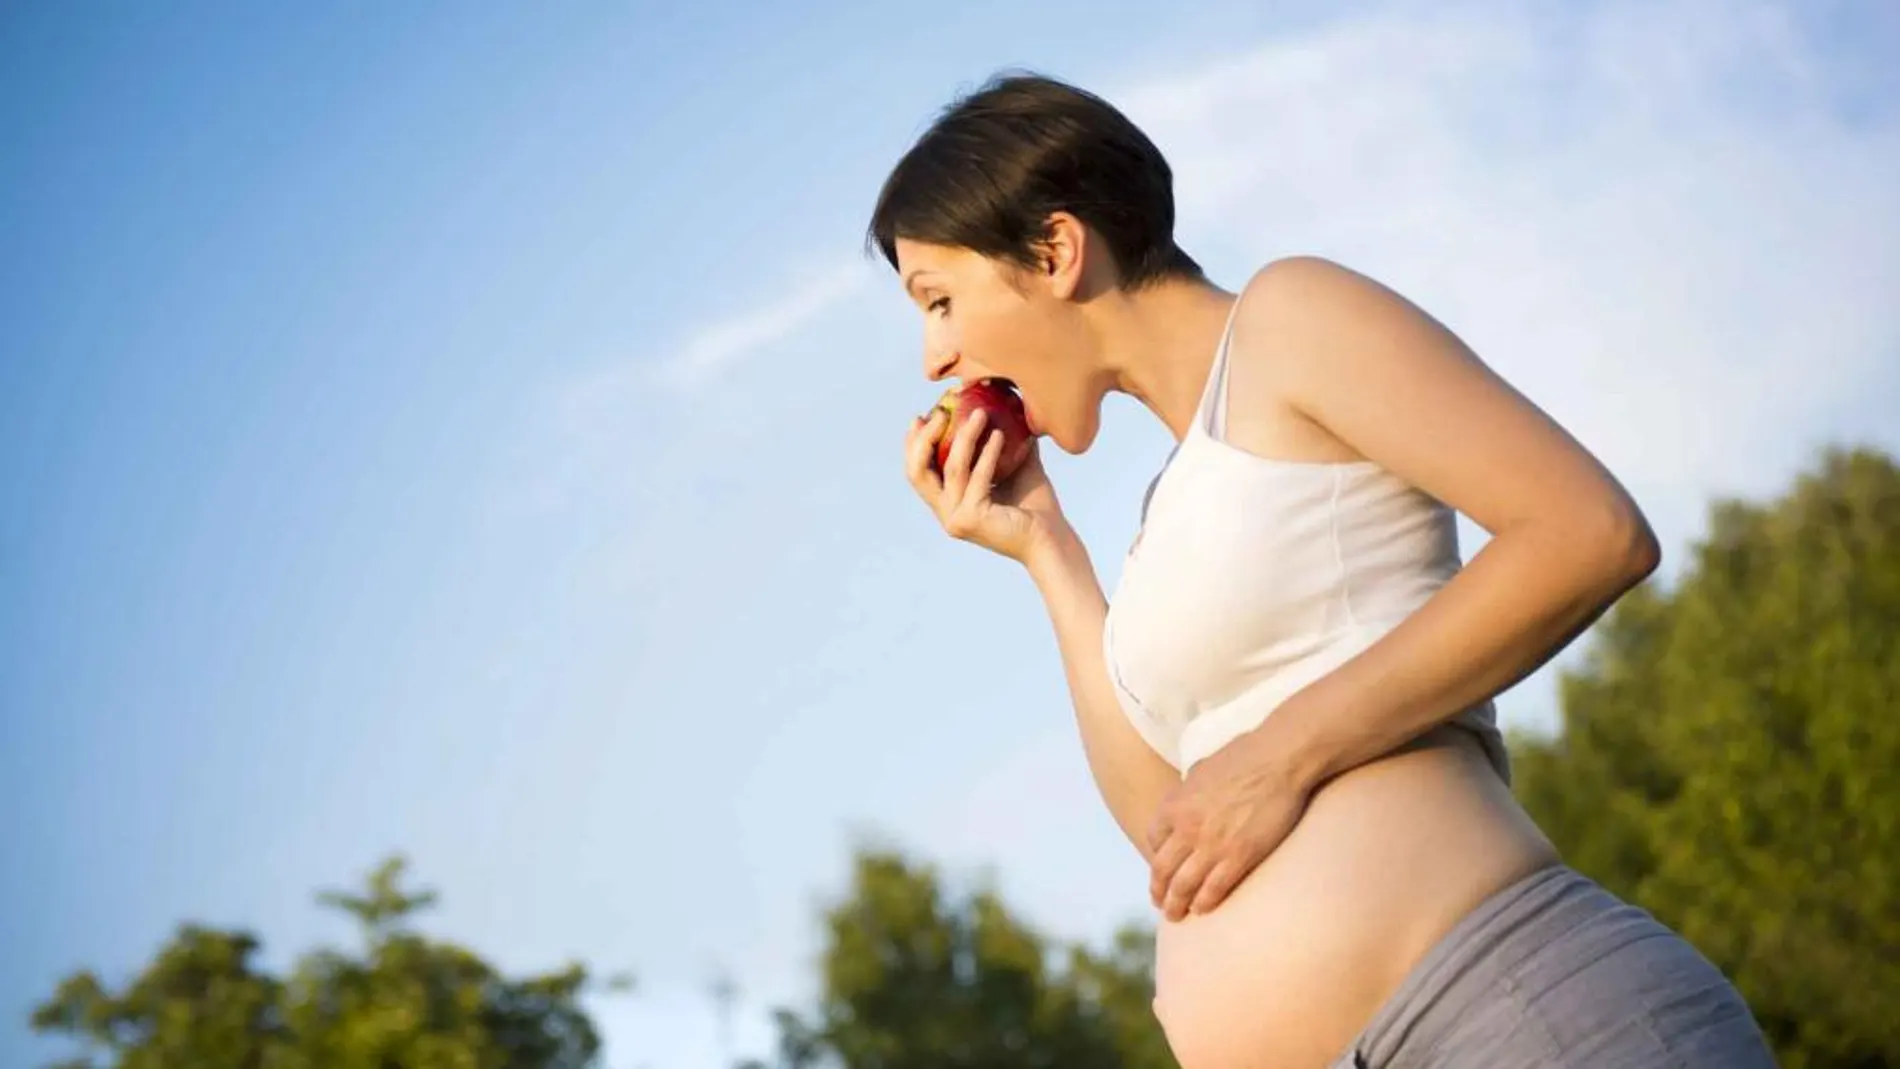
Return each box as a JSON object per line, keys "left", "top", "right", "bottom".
{"left": 495, "top": 257, "right": 878, "bottom": 517}
{"left": 653, "top": 259, "right": 873, "bottom": 392}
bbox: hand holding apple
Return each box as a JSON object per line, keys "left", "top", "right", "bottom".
{"left": 904, "top": 379, "right": 1069, "bottom": 566}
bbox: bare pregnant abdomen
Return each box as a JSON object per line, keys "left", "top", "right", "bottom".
{"left": 1150, "top": 727, "right": 1558, "bottom": 1069}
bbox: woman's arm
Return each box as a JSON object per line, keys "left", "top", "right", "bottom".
{"left": 902, "top": 398, "right": 1177, "bottom": 864}
{"left": 1145, "top": 255, "right": 1660, "bottom": 917}
{"left": 1241, "top": 255, "right": 1660, "bottom": 790}
{"left": 1025, "top": 525, "right": 1182, "bottom": 863}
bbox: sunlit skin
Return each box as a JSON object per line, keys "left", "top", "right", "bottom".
{"left": 897, "top": 212, "right": 1660, "bottom": 1067}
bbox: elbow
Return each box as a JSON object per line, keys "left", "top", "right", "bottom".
{"left": 1627, "top": 517, "right": 1663, "bottom": 583}
{"left": 1591, "top": 501, "right": 1661, "bottom": 592}
{"left": 1536, "top": 496, "right": 1659, "bottom": 599}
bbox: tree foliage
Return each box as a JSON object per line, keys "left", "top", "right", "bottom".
{"left": 743, "top": 845, "right": 1178, "bottom": 1069}
{"left": 31, "top": 856, "right": 620, "bottom": 1069}
{"left": 1512, "top": 445, "right": 1900, "bottom": 1069}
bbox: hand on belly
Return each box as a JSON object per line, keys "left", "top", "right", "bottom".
{"left": 1147, "top": 728, "right": 1314, "bottom": 922}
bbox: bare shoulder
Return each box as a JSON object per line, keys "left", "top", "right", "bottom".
{"left": 1226, "top": 255, "right": 1651, "bottom": 540}
{"left": 1231, "top": 253, "right": 1499, "bottom": 431}
{"left": 1242, "top": 253, "right": 1383, "bottom": 295}
{"left": 1213, "top": 255, "right": 1465, "bottom": 466}
{"left": 1233, "top": 255, "right": 1467, "bottom": 373}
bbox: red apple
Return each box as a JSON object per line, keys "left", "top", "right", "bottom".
{"left": 932, "top": 378, "right": 1032, "bottom": 482}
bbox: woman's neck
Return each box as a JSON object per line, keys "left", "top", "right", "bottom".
{"left": 1098, "top": 277, "right": 1239, "bottom": 441}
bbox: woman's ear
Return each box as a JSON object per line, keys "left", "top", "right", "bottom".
{"left": 1037, "top": 211, "right": 1089, "bottom": 300}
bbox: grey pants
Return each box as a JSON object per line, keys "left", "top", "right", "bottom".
{"left": 1332, "top": 864, "right": 1777, "bottom": 1067}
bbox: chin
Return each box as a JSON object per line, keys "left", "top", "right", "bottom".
{"left": 1046, "top": 415, "right": 1102, "bottom": 456}
{"left": 1021, "top": 387, "right": 1104, "bottom": 457}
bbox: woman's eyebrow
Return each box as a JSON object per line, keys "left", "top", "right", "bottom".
{"left": 902, "top": 269, "right": 940, "bottom": 297}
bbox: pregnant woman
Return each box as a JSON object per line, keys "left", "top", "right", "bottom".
{"left": 882, "top": 72, "right": 1776, "bottom": 1068}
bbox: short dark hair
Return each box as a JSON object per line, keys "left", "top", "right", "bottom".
{"left": 866, "top": 70, "right": 1203, "bottom": 290}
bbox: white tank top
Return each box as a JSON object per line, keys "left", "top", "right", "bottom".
{"left": 1102, "top": 293, "right": 1512, "bottom": 779}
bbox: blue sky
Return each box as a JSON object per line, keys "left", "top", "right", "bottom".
{"left": 4, "top": 1, "right": 1897, "bottom": 1066}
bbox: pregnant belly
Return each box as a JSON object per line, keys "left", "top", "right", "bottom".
{"left": 1150, "top": 726, "right": 1558, "bottom": 1069}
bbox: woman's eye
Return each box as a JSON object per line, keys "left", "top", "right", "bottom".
{"left": 928, "top": 296, "right": 950, "bottom": 315}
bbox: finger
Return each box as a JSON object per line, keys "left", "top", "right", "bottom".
{"left": 1162, "top": 850, "right": 1218, "bottom": 922}
{"left": 925, "top": 408, "right": 953, "bottom": 458}
{"left": 1140, "top": 793, "right": 1185, "bottom": 854}
{"left": 903, "top": 412, "right": 928, "bottom": 475}
{"left": 939, "top": 408, "right": 988, "bottom": 505}
{"left": 1148, "top": 833, "right": 1193, "bottom": 908}
{"left": 1146, "top": 804, "right": 1176, "bottom": 856}
{"left": 1189, "top": 857, "right": 1247, "bottom": 916}
{"left": 946, "top": 429, "right": 1005, "bottom": 539}
{"left": 963, "top": 428, "right": 1005, "bottom": 506}
{"left": 905, "top": 411, "right": 947, "bottom": 499}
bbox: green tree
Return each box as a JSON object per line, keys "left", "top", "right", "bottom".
{"left": 745, "top": 843, "right": 1177, "bottom": 1069}
{"left": 31, "top": 856, "right": 627, "bottom": 1069}
{"left": 1512, "top": 444, "right": 1900, "bottom": 1069}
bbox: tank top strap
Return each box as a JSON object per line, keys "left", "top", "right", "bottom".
{"left": 1193, "top": 292, "right": 1247, "bottom": 440}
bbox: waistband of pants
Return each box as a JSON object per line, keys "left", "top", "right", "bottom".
{"left": 1342, "top": 862, "right": 1631, "bottom": 1066}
